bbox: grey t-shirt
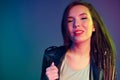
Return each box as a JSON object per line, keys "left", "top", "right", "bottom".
{"left": 60, "top": 57, "right": 90, "bottom": 80}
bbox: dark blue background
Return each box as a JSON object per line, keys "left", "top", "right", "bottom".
{"left": 1, "top": 0, "right": 120, "bottom": 80}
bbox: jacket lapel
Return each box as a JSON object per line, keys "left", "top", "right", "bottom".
{"left": 90, "top": 58, "right": 103, "bottom": 80}
{"left": 55, "top": 46, "right": 103, "bottom": 80}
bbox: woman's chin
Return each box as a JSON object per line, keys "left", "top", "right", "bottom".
{"left": 72, "top": 38, "right": 91, "bottom": 44}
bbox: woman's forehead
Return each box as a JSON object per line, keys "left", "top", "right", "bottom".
{"left": 68, "top": 5, "right": 90, "bottom": 17}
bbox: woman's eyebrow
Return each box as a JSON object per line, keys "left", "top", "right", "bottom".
{"left": 79, "top": 13, "right": 87, "bottom": 16}
{"left": 67, "top": 13, "right": 87, "bottom": 19}
{"left": 67, "top": 16, "right": 74, "bottom": 18}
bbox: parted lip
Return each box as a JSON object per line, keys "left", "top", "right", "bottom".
{"left": 74, "top": 30, "right": 84, "bottom": 33}
{"left": 73, "top": 30, "right": 84, "bottom": 36}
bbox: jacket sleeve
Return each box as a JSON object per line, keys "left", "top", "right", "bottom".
{"left": 40, "top": 53, "right": 49, "bottom": 80}
{"left": 40, "top": 46, "right": 58, "bottom": 80}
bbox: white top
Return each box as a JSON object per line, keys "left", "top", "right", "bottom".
{"left": 60, "top": 57, "right": 90, "bottom": 80}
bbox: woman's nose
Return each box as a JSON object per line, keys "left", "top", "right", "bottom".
{"left": 74, "top": 19, "right": 80, "bottom": 28}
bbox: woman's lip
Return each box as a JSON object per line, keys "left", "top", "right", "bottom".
{"left": 74, "top": 30, "right": 84, "bottom": 36}
{"left": 74, "top": 30, "right": 84, "bottom": 33}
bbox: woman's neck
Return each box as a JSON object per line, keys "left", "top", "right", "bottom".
{"left": 70, "top": 41, "right": 90, "bottom": 57}
{"left": 65, "top": 41, "right": 91, "bottom": 70}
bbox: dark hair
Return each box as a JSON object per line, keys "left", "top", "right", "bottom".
{"left": 61, "top": 1, "right": 116, "bottom": 80}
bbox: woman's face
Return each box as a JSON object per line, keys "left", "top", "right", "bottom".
{"left": 67, "top": 5, "right": 95, "bottom": 44}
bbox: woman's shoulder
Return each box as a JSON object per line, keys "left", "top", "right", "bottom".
{"left": 44, "top": 45, "right": 66, "bottom": 56}
{"left": 44, "top": 46, "right": 58, "bottom": 54}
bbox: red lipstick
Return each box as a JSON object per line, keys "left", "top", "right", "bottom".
{"left": 74, "top": 30, "right": 84, "bottom": 36}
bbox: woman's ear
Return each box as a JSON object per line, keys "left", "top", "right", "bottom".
{"left": 92, "top": 26, "right": 95, "bottom": 32}
{"left": 92, "top": 24, "right": 96, "bottom": 32}
{"left": 92, "top": 21, "right": 97, "bottom": 32}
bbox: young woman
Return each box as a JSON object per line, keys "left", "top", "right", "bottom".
{"left": 41, "top": 1, "right": 116, "bottom": 80}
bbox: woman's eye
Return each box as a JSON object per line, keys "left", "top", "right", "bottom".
{"left": 81, "top": 17, "right": 87, "bottom": 20}
{"left": 67, "top": 20, "right": 73, "bottom": 23}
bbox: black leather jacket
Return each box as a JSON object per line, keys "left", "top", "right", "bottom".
{"left": 41, "top": 46, "right": 103, "bottom": 80}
